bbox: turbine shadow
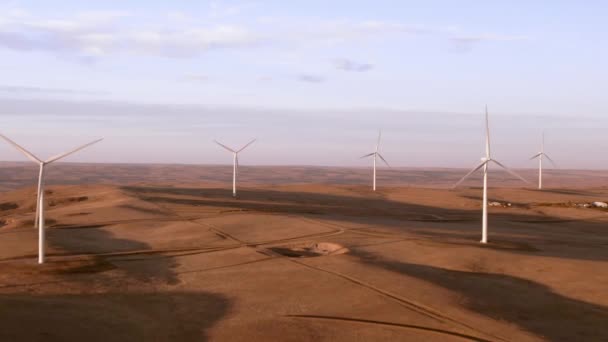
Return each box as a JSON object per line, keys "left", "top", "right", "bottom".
{"left": 352, "top": 248, "right": 608, "bottom": 342}
{"left": 0, "top": 291, "right": 230, "bottom": 342}
{"left": 46, "top": 225, "right": 181, "bottom": 285}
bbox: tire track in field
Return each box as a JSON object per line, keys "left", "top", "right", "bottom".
{"left": 190, "top": 211, "right": 507, "bottom": 342}
{"left": 276, "top": 254, "right": 508, "bottom": 342}
{"left": 286, "top": 315, "right": 496, "bottom": 342}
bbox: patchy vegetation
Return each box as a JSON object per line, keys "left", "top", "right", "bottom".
{"left": 48, "top": 196, "right": 89, "bottom": 207}
{"left": 0, "top": 202, "right": 19, "bottom": 211}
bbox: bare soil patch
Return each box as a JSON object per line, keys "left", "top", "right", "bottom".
{"left": 269, "top": 242, "right": 348, "bottom": 258}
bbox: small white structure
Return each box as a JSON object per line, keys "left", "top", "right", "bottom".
{"left": 529, "top": 132, "right": 557, "bottom": 190}
{"left": 592, "top": 202, "right": 608, "bottom": 208}
{"left": 360, "top": 130, "right": 390, "bottom": 191}
{"left": 214, "top": 139, "right": 256, "bottom": 197}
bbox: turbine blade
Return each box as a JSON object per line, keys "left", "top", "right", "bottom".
{"left": 360, "top": 152, "right": 375, "bottom": 159}
{"left": 485, "top": 106, "right": 491, "bottom": 158}
{"left": 376, "top": 130, "right": 381, "bottom": 152}
{"left": 491, "top": 159, "right": 530, "bottom": 184}
{"left": 544, "top": 154, "right": 558, "bottom": 168}
{"left": 529, "top": 152, "right": 542, "bottom": 160}
{"left": 452, "top": 161, "right": 487, "bottom": 189}
{"left": 0, "top": 134, "right": 42, "bottom": 163}
{"left": 237, "top": 139, "right": 256, "bottom": 153}
{"left": 214, "top": 140, "right": 235, "bottom": 153}
{"left": 541, "top": 131, "right": 545, "bottom": 153}
{"left": 377, "top": 153, "right": 390, "bottom": 167}
{"left": 45, "top": 138, "right": 103, "bottom": 164}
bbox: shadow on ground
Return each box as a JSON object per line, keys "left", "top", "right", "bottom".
{"left": 0, "top": 291, "right": 230, "bottom": 342}
{"left": 122, "top": 186, "right": 526, "bottom": 221}
{"left": 352, "top": 248, "right": 608, "bottom": 341}
{"left": 122, "top": 186, "right": 608, "bottom": 262}
{"left": 46, "top": 224, "right": 180, "bottom": 285}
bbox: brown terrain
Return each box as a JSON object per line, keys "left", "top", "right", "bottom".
{"left": 0, "top": 163, "right": 607, "bottom": 341}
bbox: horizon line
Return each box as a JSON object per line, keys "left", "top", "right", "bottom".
{"left": 0, "top": 160, "right": 606, "bottom": 172}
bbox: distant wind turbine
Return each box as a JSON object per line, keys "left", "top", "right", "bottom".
{"left": 452, "top": 107, "right": 529, "bottom": 244}
{"left": 529, "top": 132, "right": 557, "bottom": 190}
{"left": 0, "top": 134, "right": 103, "bottom": 264}
{"left": 360, "top": 130, "right": 390, "bottom": 191}
{"left": 214, "top": 139, "right": 256, "bottom": 197}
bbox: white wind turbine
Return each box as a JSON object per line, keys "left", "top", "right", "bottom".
{"left": 214, "top": 139, "right": 256, "bottom": 197}
{"left": 529, "top": 132, "right": 557, "bottom": 190}
{"left": 452, "top": 107, "right": 529, "bottom": 244}
{"left": 0, "top": 134, "right": 103, "bottom": 264}
{"left": 361, "top": 130, "right": 390, "bottom": 191}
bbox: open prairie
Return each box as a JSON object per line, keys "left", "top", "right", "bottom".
{"left": 1, "top": 164, "right": 607, "bottom": 341}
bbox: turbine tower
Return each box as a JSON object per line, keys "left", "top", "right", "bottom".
{"left": 452, "top": 107, "right": 528, "bottom": 244}
{"left": 0, "top": 134, "right": 103, "bottom": 264}
{"left": 529, "top": 132, "right": 556, "bottom": 190}
{"left": 361, "top": 130, "right": 390, "bottom": 191}
{"left": 214, "top": 139, "right": 256, "bottom": 197}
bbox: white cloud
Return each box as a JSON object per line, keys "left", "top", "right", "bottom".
{"left": 0, "top": 9, "right": 261, "bottom": 58}
{"left": 449, "top": 33, "right": 529, "bottom": 52}
{"left": 167, "top": 11, "right": 190, "bottom": 22}
{"left": 280, "top": 19, "right": 428, "bottom": 47}
{"left": 0, "top": 85, "right": 108, "bottom": 95}
{"left": 297, "top": 74, "right": 325, "bottom": 83}
{"left": 0, "top": 12, "right": 412, "bottom": 58}
{"left": 0, "top": 8, "right": 528, "bottom": 59}
{"left": 208, "top": 1, "right": 258, "bottom": 19}
{"left": 126, "top": 26, "right": 259, "bottom": 57}
{"left": 182, "top": 74, "right": 211, "bottom": 82}
{"left": 451, "top": 33, "right": 529, "bottom": 44}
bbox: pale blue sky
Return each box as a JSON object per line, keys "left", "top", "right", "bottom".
{"left": 0, "top": 1, "right": 607, "bottom": 167}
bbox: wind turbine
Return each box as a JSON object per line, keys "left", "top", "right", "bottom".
{"left": 452, "top": 107, "right": 529, "bottom": 244}
{"left": 0, "top": 134, "right": 103, "bottom": 264}
{"left": 214, "top": 139, "right": 256, "bottom": 197}
{"left": 529, "top": 132, "right": 557, "bottom": 190}
{"left": 361, "top": 130, "right": 390, "bottom": 191}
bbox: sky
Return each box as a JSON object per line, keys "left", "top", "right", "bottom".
{"left": 0, "top": 1, "right": 607, "bottom": 168}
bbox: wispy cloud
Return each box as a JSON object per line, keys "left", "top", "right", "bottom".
{"left": 0, "top": 85, "right": 108, "bottom": 95}
{"left": 167, "top": 11, "right": 190, "bottom": 22}
{"left": 275, "top": 19, "right": 430, "bottom": 48}
{"left": 126, "top": 26, "right": 260, "bottom": 57}
{"left": 208, "top": 1, "right": 258, "bottom": 19}
{"left": 0, "top": 8, "right": 529, "bottom": 59}
{"left": 333, "top": 58, "right": 373, "bottom": 72}
{"left": 181, "top": 74, "right": 211, "bottom": 82}
{"left": 449, "top": 33, "right": 529, "bottom": 52}
{"left": 297, "top": 74, "right": 325, "bottom": 83}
